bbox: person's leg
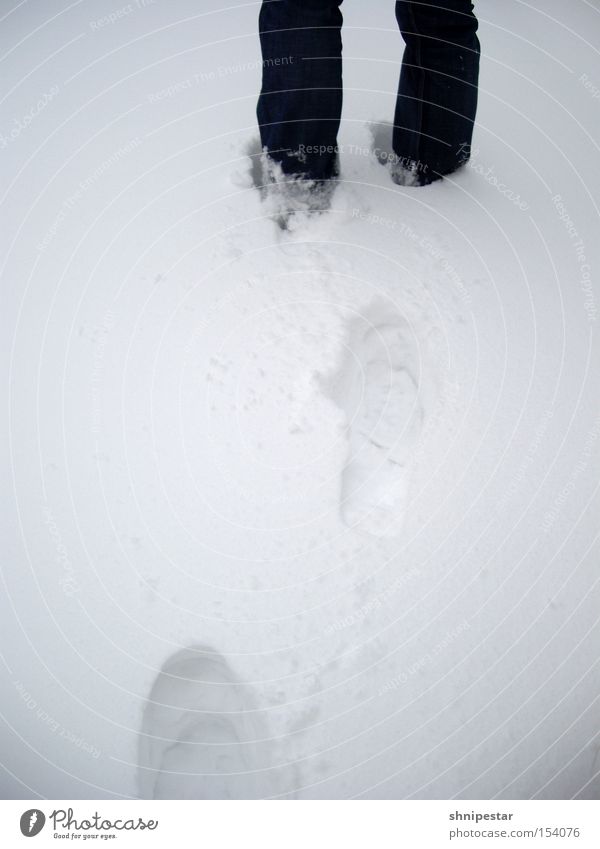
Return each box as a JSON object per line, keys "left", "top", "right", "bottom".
{"left": 257, "top": 0, "right": 343, "bottom": 182}
{"left": 393, "top": 0, "right": 480, "bottom": 184}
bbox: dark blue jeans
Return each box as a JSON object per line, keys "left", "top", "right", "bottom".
{"left": 257, "top": 0, "right": 480, "bottom": 184}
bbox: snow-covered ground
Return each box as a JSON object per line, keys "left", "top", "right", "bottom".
{"left": 2, "top": 0, "right": 599, "bottom": 799}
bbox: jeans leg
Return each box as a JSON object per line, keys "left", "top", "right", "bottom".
{"left": 257, "top": 0, "right": 343, "bottom": 181}
{"left": 393, "top": 0, "right": 480, "bottom": 182}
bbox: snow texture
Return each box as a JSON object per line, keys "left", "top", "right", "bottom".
{"left": 1, "top": 0, "right": 600, "bottom": 800}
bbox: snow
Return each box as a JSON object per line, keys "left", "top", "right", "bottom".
{"left": 1, "top": 0, "right": 599, "bottom": 799}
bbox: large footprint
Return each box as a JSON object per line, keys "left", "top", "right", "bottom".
{"left": 328, "top": 302, "right": 425, "bottom": 537}
{"left": 138, "top": 646, "right": 274, "bottom": 799}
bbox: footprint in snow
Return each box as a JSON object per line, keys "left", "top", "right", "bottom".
{"left": 138, "top": 646, "right": 275, "bottom": 799}
{"left": 325, "top": 300, "right": 426, "bottom": 537}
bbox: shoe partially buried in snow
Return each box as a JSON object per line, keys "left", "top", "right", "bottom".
{"left": 388, "top": 159, "right": 424, "bottom": 187}
{"left": 260, "top": 152, "right": 336, "bottom": 229}
{"left": 383, "top": 151, "right": 439, "bottom": 187}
